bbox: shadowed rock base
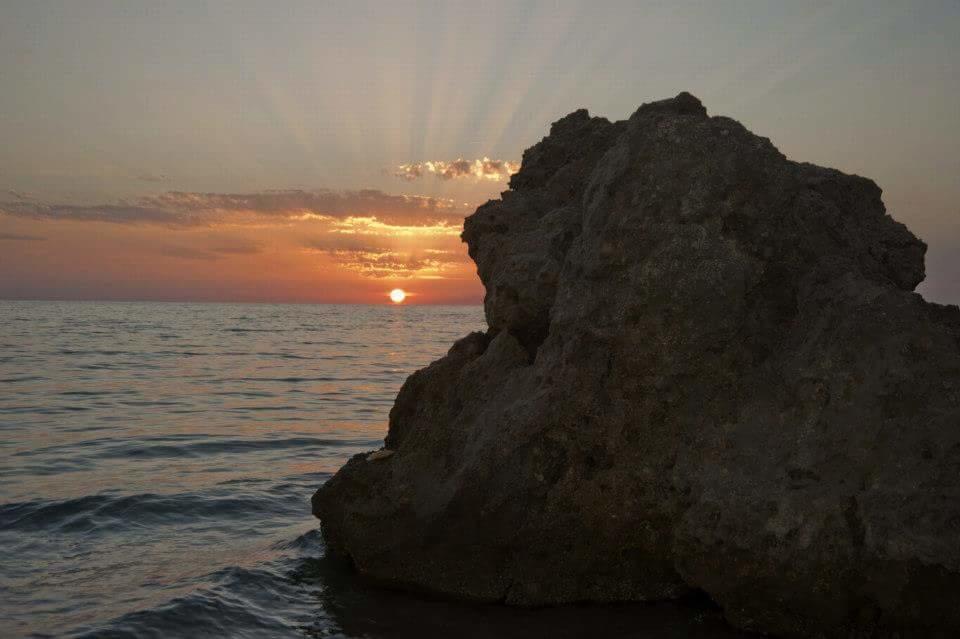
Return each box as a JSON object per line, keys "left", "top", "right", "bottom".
{"left": 313, "top": 93, "right": 960, "bottom": 638}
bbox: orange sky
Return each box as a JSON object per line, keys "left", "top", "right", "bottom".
{"left": 0, "top": 182, "right": 501, "bottom": 304}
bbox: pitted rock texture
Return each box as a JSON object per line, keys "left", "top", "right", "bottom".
{"left": 313, "top": 93, "right": 960, "bottom": 638}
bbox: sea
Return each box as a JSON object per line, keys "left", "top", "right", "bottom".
{"left": 0, "top": 301, "right": 744, "bottom": 638}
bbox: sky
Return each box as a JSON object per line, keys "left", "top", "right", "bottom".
{"left": 0, "top": 1, "right": 958, "bottom": 304}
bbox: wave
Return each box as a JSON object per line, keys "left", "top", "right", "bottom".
{"left": 71, "top": 534, "right": 744, "bottom": 639}
{"left": 0, "top": 300, "right": 488, "bottom": 638}
{"left": 100, "top": 436, "right": 376, "bottom": 458}
{"left": 69, "top": 532, "right": 328, "bottom": 639}
{"left": 222, "top": 328, "right": 285, "bottom": 333}
{"left": 0, "top": 490, "right": 307, "bottom": 534}
{"left": 15, "top": 434, "right": 378, "bottom": 461}
{"left": 73, "top": 586, "right": 297, "bottom": 639}
{"left": 0, "top": 375, "right": 46, "bottom": 383}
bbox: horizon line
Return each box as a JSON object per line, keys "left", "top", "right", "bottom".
{"left": 0, "top": 296, "right": 483, "bottom": 307}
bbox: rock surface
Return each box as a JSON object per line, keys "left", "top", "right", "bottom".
{"left": 313, "top": 93, "right": 960, "bottom": 637}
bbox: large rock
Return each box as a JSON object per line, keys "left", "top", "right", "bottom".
{"left": 312, "top": 93, "right": 960, "bottom": 637}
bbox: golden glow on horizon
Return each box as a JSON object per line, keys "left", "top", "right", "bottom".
{"left": 0, "top": 214, "right": 485, "bottom": 304}
{"left": 0, "top": 165, "right": 480, "bottom": 303}
{"left": 330, "top": 217, "right": 462, "bottom": 237}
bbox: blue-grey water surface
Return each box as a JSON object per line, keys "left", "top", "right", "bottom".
{"left": 1, "top": 301, "right": 744, "bottom": 638}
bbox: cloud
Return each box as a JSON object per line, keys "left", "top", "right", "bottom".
{"left": 142, "top": 189, "right": 464, "bottom": 226}
{"left": 394, "top": 157, "right": 520, "bottom": 182}
{"left": 421, "top": 247, "right": 471, "bottom": 262}
{"left": 159, "top": 240, "right": 263, "bottom": 260}
{"left": 304, "top": 234, "right": 393, "bottom": 253}
{"left": 0, "top": 188, "right": 476, "bottom": 282}
{"left": 304, "top": 236, "right": 470, "bottom": 278}
{"left": 0, "top": 232, "right": 45, "bottom": 241}
{"left": 0, "top": 189, "right": 466, "bottom": 228}
{"left": 210, "top": 242, "right": 262, "bottom": 255}
{"left": 325, "top": 249, "right": 449, "bottom": 278}
{"left": 159, "top": 246, "right": 221, "bottom": 261}
{"left": 1, "top": 202, "right": 193, "bottom": 226}
{"left": 136, "top": 173, "right": 171, "bottom": 183}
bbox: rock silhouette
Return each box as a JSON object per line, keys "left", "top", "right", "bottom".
{"left": 313, "top": 93, "right": 960, "bottom": 637}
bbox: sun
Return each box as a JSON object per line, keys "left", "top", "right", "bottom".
{"left": 389, "top": 288, "right": 407, "bottom": 304}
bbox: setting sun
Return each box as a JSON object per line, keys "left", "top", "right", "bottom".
{"left": 389, "top": 288, "right": 407, "bottom": 304}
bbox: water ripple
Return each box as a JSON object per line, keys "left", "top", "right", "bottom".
{"left": 0, "top": 302, "right": 740, "bottom": 638}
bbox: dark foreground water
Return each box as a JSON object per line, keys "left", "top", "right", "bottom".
{"left": 0, "top": 301, "right": 745, "bottom": 638}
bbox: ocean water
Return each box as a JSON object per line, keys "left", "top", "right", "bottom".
{"left": 0, "top": 301, "right": 744, "bottom": 638}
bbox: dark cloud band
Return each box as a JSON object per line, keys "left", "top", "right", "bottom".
{"left": 0, "top": 189, "right": 465, "bottom": 228}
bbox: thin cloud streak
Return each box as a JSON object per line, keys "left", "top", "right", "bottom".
{"left": 394, "top": 157, "right": 519, "bottom": 182}
{"left": 0, "top": 232, "right": 46, "bottom": 241}
{"left": 136, "top": 173, "right": 171, "bottom": 183}
{"left": 159, "top": 246, "right": 221, "bottom": 261}
{"left": 324, "top": 249, "right": 453, "bottom": 278}
{"left": 303, "top": 235, "right": 470, "bottom": 278}
{"left": 210, "top": 242, "right": 262, "bottom": 255}
{"left": 159, "top": 241, "right": 263, "bottom": 261}
{"left": 1, "top": 202, "right": 192, "bottom": 226}
{"left": 0, "top": 189, "right": 466, "bottom": 228}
